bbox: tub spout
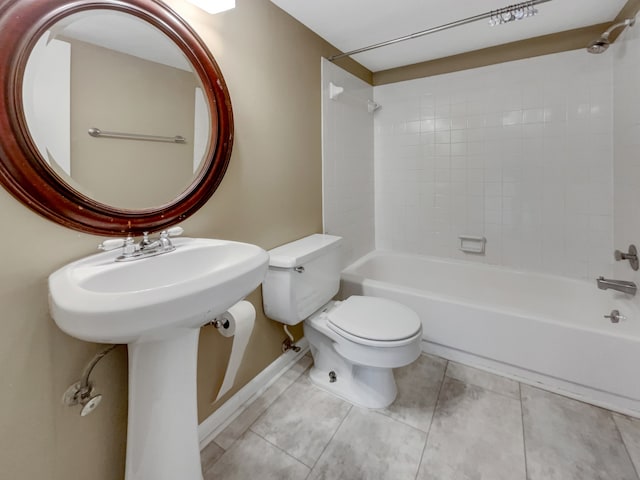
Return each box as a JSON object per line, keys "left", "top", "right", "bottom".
{"left": 596, "top": 276, "right": 637, "bottom": 296}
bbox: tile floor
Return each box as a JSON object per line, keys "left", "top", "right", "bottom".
{"left": 201, "top": 353, "right": 640, "bottom": 480}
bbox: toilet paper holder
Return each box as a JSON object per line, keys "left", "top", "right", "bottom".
{"left": 208, "top": 301, "right": 256, "bottom": 402}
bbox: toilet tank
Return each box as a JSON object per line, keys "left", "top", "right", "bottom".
{"left": 262, "top": 234, "right": 342, "bottom": 325}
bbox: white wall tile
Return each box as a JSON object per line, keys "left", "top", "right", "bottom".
{"left": 613, "top": 21, "right": 640, "bottom": 300}
{"left": 322, "top": 59, "right": 375, "bottom": 266}
{"left": 374, "top": 50, "right": 614, "bottom": 279}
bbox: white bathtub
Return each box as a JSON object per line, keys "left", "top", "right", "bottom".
{"left": 341, "top": 250, "right": 640, "bottom": 415}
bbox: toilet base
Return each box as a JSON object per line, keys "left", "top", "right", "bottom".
{"left": 306, "top": 327, "right": 399, "bottom": 409}
{"left": 301, "top": 299, "right": 422, "bottom": 409}
{"left": 308, "top": 361, "right": 398, "bottom": 409}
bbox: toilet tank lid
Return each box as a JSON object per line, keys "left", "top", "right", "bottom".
{"left": 268, "top": 234, "right": 342, "bottom": 268}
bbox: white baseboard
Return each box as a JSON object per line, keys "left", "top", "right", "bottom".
{"left": 198, "top": 338, "right": 310, "bottom": 449}
{"left": 423, "top": 340, "right": 640, "bottom": 418}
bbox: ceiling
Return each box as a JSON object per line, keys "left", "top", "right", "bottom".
{"left": 270, "top": 0, "right": 629, "bottom": 72}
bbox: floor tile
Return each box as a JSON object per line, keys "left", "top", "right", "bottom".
{"left": 522, "top": 385, "right": 638, "bottom": 480}
{"left": 381, "top": 354, "right": 446, "bottom": 432}
{"left": 445, "top": 361, "right": 520, "bottom": 399}
{"left": 200, "top": 440, "right": 225, "bottom": 473}
{"left": 250, "top": 375, "right": 352, "bottom": 467}
{"left": 206, "top": 352, "right": 640, "bottom": 480}
{"left": 308, "top": 408, "right": 427, "bottom": 480}
{"left": 417, "top": 377, "right": 526, "bottom": 480}
{"left": 203, "top": 431, "right": 308, "bottom": 480}
{"left": 214, "top": 353, "right": 312, "bottom": 450}
{"left": 614, "top": 413, "right": 640, "bottom": 476}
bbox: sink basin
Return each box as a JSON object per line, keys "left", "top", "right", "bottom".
{"left": 49, "top": 237, "right": 268, "bottom": 343}
{"left": 48, "top": 237, "right": 269, "bottom": 480}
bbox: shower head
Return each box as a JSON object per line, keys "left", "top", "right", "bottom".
{"left": 587, "top": 18, "right": 635, "bottom": 54}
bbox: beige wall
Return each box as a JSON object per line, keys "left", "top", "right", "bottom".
{"left": 0, "top": 1, "right": 370, "bottom": 479}
{"left": 69, "top": 39, "right": 197, "bottom": 209}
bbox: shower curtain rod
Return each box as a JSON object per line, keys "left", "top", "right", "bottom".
{"left": 328, "top": 0, "right": 552, "bottom": 61}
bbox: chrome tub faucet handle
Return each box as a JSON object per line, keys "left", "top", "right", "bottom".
{"left": 614, "top": 244, "right": 639, "bottom": 271}
{"left": 604, "top": 310, "right": 626, "bottom": 323}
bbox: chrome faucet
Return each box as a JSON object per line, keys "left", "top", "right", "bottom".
{"left": 99, "top": 226, "right": 184, "bottom": 262}
{"left": 596, "top": 276, "right": 637, "bottom": 296}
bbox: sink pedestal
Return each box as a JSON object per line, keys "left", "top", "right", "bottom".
{"left": 125, "top": 329, "right": 203, "bottom": 480}
{"left": 48, "top": 238, "right": 269, "bottom": 479}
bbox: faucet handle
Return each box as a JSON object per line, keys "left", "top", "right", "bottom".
{"left": 163, "top": 226, "right": 184, "bottom": 237}
{"left": 98, "top": 238, "right": 126, "bottom": 251}
{"left": 99, "top": 236, "right": 135, "bottom": 252}
{"left": 614, "top": 245, "right": 639, "bottom": 270}
{"left": 604, "top": 309, "right": 626, "bottom": 323}
{"left": 157, "top": 226, "right": 182, "bottom": 251}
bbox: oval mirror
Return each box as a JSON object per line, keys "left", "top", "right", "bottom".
{"left": 0, "top": 0, "right": 233, "bottom": 235}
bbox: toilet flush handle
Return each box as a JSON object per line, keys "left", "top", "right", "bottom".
{"left": 294, "top": 266, "right": 305, "bottom": 273}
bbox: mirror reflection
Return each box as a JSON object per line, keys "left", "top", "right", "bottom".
{"left": 22, "top": 10, "right": 214, "bottom": 210}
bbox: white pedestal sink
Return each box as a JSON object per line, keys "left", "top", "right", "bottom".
{"left": 48, "top": 237, "right": 269, "bottom": 480}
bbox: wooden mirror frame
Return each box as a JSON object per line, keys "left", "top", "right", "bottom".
{"left": 0, "top": 0, "right": 233, "bottom": 235}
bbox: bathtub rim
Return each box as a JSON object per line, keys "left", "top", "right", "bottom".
{"left": 341, "top": 249, "right": 640, "bottom": 342}
{"left": 344, "top": 249, "right": 607, "bottom": 288}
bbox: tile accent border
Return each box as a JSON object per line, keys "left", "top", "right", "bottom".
{"left": 198, "top": 338, "right": 309, "bottom": 449}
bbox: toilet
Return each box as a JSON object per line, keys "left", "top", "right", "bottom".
{"left": 262, "top": 234, "right": 422, "bottom": 408}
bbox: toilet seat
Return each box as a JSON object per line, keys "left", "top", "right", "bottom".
{"left": 325, "top": 296, "right": 422, "bottom": 348}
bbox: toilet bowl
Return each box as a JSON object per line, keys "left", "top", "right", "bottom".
{"left": 262, "top": 234, "right": 422, "bottom": 408}
{"left": 304, "top": 296, "right": 422, "bottom": 408}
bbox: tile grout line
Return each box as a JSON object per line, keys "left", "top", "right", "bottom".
{"left": 447, "top": 382, "right": 519, "bottom": 400}
{"left": 612, "top": 413, "right": 640, "bottom": 480}
{"left": 304, "top": 404, "right": 354, "bottom": 480}
{"left": 519, "top": 382, "right": 529, "bottom": 480}
{"left": 213, "top": 360, "right": 313, "bottom": 455}
{"left": 373, "top": 406, "right": 436, "bottom": 436}
{"left": 247, "top": 429, "right": 314, "bottom": 474}
{"left": 446, "top": 361, "right": 521, "bottom": 401}
{"left": 246, "top": 373, "right": 311, "bottom": 440}
{"left": 413, "top": 359, "right": 449, "bottom": 480}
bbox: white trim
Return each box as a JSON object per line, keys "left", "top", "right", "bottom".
{"left": 321, "top": 57, "right": 328, "bottom": 233}
{"left": 422, "top": 340, "right": 640, "bottom": 418}
{"left": 198, "top": 338, "right": 309, "bottom": 449}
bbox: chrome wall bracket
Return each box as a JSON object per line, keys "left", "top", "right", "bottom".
{"left": 63, "top": 381, "right": 103, "bottom": 416}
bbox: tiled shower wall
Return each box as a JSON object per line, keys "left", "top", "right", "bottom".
{"left": 374, "top": 51, "right": 614, "bottom": 279}
{"left": 322, "top": 59, "right": 375, "bottom": 266}
{"left": 613, "top": 23, "right": 640, "bottom": 295}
